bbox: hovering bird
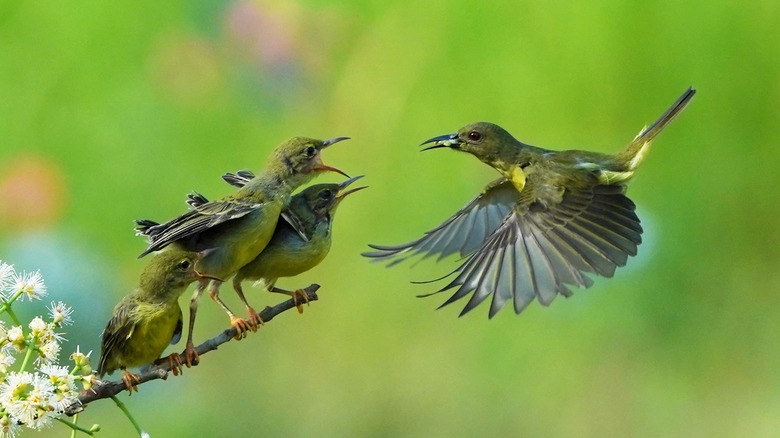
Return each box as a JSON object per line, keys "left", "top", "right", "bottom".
{"left": 98, "top": 251, "right": 210, "bottom": 391}
{"left": 364, "top": 88, "right": 695, "bottom": 318}
{"left": 136, "top": 136, "right": 349, "bottom": 364}
{"left": 218, "top": 173, "right": 366, "bottom": 312}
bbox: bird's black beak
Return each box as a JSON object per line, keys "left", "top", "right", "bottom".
{"left": 337, "top": 175, "right": 368, "bottom": 199}
{"left": 420, "top": 133, "right": 460, "bottom": 151}
{"left": 321, "top": 137, "right": 351, "bottom": 148}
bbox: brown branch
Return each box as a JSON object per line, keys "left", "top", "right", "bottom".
{"left": 64, "top": 284, "right": 320, "bottom": 416}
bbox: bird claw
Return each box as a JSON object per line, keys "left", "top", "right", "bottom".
{"left": 291, "top": 289, "right": 309, "bottom": 314}
{"left": 166, "top": 353, "right": 184, "bottom": 376}
{"left": 184, "top": 342, "right": 199, "bottom": 367}
{"left": 246, "top": 307, "right": 264, "bottom": 331}
{"left": 121, "top": 370, "right": 141, "bottom": 393}
{"left": 230, "top": 316, "right": 252, "bottom": 340}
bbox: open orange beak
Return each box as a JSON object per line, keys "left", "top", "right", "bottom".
{"left": 314, "top": 136, "right": 351, "bottom": 177}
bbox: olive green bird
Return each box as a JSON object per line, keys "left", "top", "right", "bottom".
{"left": 98, "top": 250, "right": 209, "bottom": 391}
{"left": 213, "top": 173, "right": 366, "bottom": 312}
{"left": 136, "top": 136, "right": 349, "bottom": 364}
{"left": 364, "top": 88, "right": 695, "bottom": 318}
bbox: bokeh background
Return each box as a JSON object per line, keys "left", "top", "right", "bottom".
{"left": 1, "top": 0, "right": 779, "bottom": 436}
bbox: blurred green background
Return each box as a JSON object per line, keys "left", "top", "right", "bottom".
{"left": 1, "top": 0, "right": 779, "bottom": 436}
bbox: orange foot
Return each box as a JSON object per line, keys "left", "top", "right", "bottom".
{"left": 153, "top": 353, "right": 184, "bottom": 376}
{"left": 230, "top": 315, "right": 254, "bottom": 340}
{"left": 166, "top": 353, "right": 184, "bottom": 376}
{"left": 121, "top": 369, "right": 140, "bottom": 393}
{"left": 291, "top": 289, "right": 310, "bottom": 314}
{"left": 184, "top": 341, "right": 199, "bottom": 367}
{"left": 246, "top": 307, "right": 264, "bottom": 331}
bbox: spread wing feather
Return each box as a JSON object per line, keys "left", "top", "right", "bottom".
{"left": 434, "top": 184, "right": 642, "bottom": 318}
{"left": 363, "top": 178, "right": 520, "bottom": 265}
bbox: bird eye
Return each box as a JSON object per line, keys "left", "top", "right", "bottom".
{"left": 467, "top": 131, "right": 482, "bottom": 141}
{"left": 177, "top": 260, "right": 191, "bottom": 270}
{"left": 304, "top": 146, "right": 316, "bottom": 158}
{"left": 320, "top": 190, "right": 334, "bottom": 201}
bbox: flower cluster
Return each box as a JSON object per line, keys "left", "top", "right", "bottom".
{"left": 0, "top": 260, "right": 93, "bottom": 437}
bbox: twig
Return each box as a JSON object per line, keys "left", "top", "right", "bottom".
{"left": 63, "top": 284, "right": 320, "bottom": 416}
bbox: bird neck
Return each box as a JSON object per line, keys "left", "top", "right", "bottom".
{"left": 137, "top": 279, "right": 184, "bottom": 304}
{"left": 241, "top": 168, "right": 299, "bottom": 202}
{"left": 484, "top": 142, "right": 544, "bottom": 193}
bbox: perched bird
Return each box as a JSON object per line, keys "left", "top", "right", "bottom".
{"left": 98, "top": 250, "right": 209, "bottom": 391}
{"left": 364, "top": 88, "right": 695, "bottom": 318}
{"left": 136, "top": 136, "right": 349, "bottom": 364}
{"left": 216, "top": 172, "right": 366, "bottom": 311}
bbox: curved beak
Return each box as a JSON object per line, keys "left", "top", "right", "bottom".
{"left": 420, "top": 133, "right": 460, "bottom": 151}
{"left": 313, "top": 156, "right": 350, "bottom": 178}
{"left": 321, "top": 136, "right": 351, "bottom": 148}
{"left": 337, "top": 175, "right": 368, "bottom": 199}
{"left": 315, "top": 137, "right": 351, "bottom": 177}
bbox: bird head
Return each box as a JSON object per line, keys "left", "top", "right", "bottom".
{"left": 139, "top": 251, "right": 203, "bottom": 297}
{"left": 420, "top": 122, "right": 519, "bottom": 168}
{"left": 292, "top": 175, "right": 367, "bottom": 228}
{"left": 269, "top": 136, "right": 350, "bottom": 189}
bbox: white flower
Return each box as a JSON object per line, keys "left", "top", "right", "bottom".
{"left": 48, "top": 301, "right": 73, "bottom": 326}
{"left": 0, "top": 412, "right": 20, "bottom": 438}
{"left": 35, "top": 341, "right": 60, "bottom": 366}
{"left": 11, "top": 271, "right": 46, "bottom": 301}
{"left": 4, "top": 327, "right": 25, "bottom": 353}
{"left": 40, "top": 365, "right": 77, "bottom": 412}
{"left": 0, "top": 372, "right": 56, "bottom": 430}
{"left": 27, "top": 317, "right": 47, "bottom": 338}
{"left": 0, "top": 261, "right": 14, "bottom": 296}
{"left": 0, "top": 353, "right": 15, "bottom": 376}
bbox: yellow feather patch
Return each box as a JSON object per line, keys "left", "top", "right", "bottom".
{"left": 507, "top": 165, "right": 526, "bottom": 192}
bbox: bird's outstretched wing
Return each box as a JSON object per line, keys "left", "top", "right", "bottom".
{"left": 431, "top": 184, "right": 642, "bottom": 318}
{"left": 363, "top": 178, "right": 520, "bottom": 266}
{"left": 137, "top": 198, "right": 262, "bottom": 258}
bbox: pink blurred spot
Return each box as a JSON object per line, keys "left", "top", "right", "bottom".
{"left": 0, "top": 155, "right": 67, "bottom": 229}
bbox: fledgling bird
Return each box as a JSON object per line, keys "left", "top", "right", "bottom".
{"left": 136, "top": 136, "right": 349, "bottom": 365}
{"left": 98, "top": 250, "right": 208, "bottom": 391}
{"left": 216, "top": 173, "right": 366, "bottom": 312}
{"left": 364, "top": 88, "right": 695, "bottom": 318}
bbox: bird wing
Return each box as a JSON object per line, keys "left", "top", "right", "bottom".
{"left": 222, "top": 170, "right": 255, "bottom": 188}
{"left": 280, "top": 206, "right": 310, "bottom": 242}
{"left": 138, "top": 198, "right": 262, "bottom": 257}
{"left": 432, "top": 183, "right": 643, "bottom": 318}
{"left": 182, "top": 188, "right": 309, "bottom": 242}
{"left": 363, "top": 178, "right": 520, "bottom": 265}
{"left": 170, "top": 307, "right": 183, "bottom": 345}
{"left": 98, "top": 299, "right": 138, "bottom": 375}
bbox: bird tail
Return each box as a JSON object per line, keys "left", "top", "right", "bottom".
{"left": 616, "top": 87, "right": 696, "bottom": 171}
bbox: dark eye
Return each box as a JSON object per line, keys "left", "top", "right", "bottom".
{"left": 177, "top": 260, "right": 191, "bottom": 270}
{"left": 304, "top": 146, "right": 316, "bottom": 157}
{"left": 319, "top": 190, "right": 334, "bottom": 201}
{"left": 467, "top": 131, "right": 482, "bottom": 141}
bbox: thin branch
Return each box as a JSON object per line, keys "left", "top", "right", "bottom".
{"left": 64, "top": 284, "right": 320, "bottom": 416}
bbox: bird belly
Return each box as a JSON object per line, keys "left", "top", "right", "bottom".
{"left": 114, "top": 305, "right": 180, "bottom": 370}
{"left": 237, "top": 232, "right": 329, "bottom": 282}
